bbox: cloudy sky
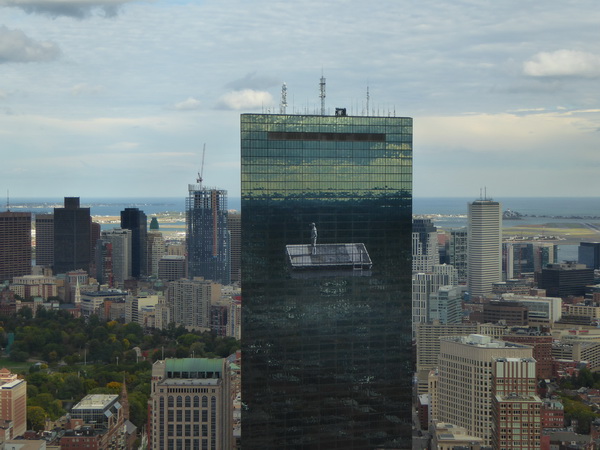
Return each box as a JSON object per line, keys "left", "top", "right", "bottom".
{"left": 2, "top": 0, "right": 600, "bottom": 199}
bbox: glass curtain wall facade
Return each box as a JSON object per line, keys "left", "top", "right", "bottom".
{"left": 120, "top": 207, "right": 147, "bottom": 278}
{"left": 53, "top": 197, "right": 91, "bottom": 275}
{"left": 241, "top": 113, "right": 413, "bottom": 449}
{"left": 186, "top": 188, "right": 230, "bottom": 285}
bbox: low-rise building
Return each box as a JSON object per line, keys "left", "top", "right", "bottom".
{"left": 60, "top": 394, "right": 135, "bottom": 449}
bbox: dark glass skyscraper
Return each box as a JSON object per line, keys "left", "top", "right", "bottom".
{"left": 241, "top": 113, "right": 413, "bottom": 449}
{"left": 53, "top": 197, "right": 91, "bottom": 275}
{"left": 186, "top": 186, "right": 230, "bottom": 285}
{"left": 121, "top": 207, "right": 147, "bottom": 278}
{"left": 0, "top": 211, "right": 31, "bottom": 282}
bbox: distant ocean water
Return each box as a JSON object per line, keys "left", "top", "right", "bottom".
{"left": 11, "top": 196, "right": 599, "bottom": 262}
{"left": 414, "top": 197, "right": 600, "bottom": 218}
{"left": 415, "top": 197, "right": 600, "bottom": 262}
{"left": 11, "top": 196, "right": 598, "bottom": 217}
{"left": 8, "top": 197, "right": 242, "bottom": 216}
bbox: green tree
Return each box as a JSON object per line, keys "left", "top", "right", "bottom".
{"left": 27, "top": 406, "right": 47, "bottom": 431}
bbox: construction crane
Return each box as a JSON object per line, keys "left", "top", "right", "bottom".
{"left": 197, "top": 143, "right": 206, "bottom": 187}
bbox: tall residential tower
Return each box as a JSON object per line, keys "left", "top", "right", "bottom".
{"left": 186, "top": 186, "right": 230, "bottom": 285}
{"left": 241, "top": 112, "right": 412, "bottom": 448}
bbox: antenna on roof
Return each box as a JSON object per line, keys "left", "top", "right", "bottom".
{"left": 319, "top": 73, "right": 326, "bottom": 116}
{"left": 280, "top": 83, "right": 288, "bottom": 114}
{"left": 366, "top": 86, "right": 370, "bottom": 117}
{"left": 197, "top": 144, "right": 206, "bottom": 188}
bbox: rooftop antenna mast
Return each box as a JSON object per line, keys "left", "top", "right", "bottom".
{"left": 280, "top": 83, "right": 288, "bottom": 114}
{"left": 319, "top": 73, "right": 326, "bottom": 115}
{"left": 197, "top": 143, "right": 206, "bottom": 188}
{"left": 366, "top": 86, "right": 370, "bottom": 117}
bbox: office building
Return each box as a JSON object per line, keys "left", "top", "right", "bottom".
{"left": 579, "top": 241, "right": 600, "bottom": 269}
{"left": 438, "top": 334, "right": 533, "bottom": 446}
{"left": 447, "top": 228, "right": 468, "bottom": 283}
{"left": 412, "top": 218, "right": 438, "bottom": 272}
{"left": 166, "top": 278, "right": 219, "bottom": 330}
{"left": 149, "top": 358, "right": 232, "bottom": 450}
{"left": 186, "top": 185, "right": 230, "bottom": 285}
{"left": 147, "top": 229, "right": 165, "bottom": 278}
{"left": 415, "top": 322, "right": 479, "bottom": 372}
{"left": 60, "top": 393, "right": 134, "bottom": 449}
{"left": 428, "top": 284, "right": 462, "bottom": 324}
{"left": 158, "top": 255, "right": 186, "bottom": 282}
{"left": 431, "top": 423, "right": 483, "bottom": 449}
{"left": 538, "top": 262, "right": 594, "bottom": 298}
{"left": 228, "top": 211, "right": 241, "bottom": 283}
{"left": 10, "top": 275, "right": 57, "bottom": 300}
{"left": 35, "top": 214, "right": 54, "bottom": 268}
{"left": 53, "top": 197, "right": 91, "bottom": 274}
{"left": 412, "top": 264, "right": 457, "bottom": 330}
{"left": 483, "top": 301, "right": 529, "bottom": 326}
{"left": 501, "top": 293, "right": 562, "bottom": 325}
{"left": 90, "top": 221, "right": 101, "bottom": 273}
{"left": 241, "top": 113, "right": 412, "bottom": 448}
{"left": 0, "top": 211, "right": 31, "bottom": 283}
{"left": 504, "top": 242, "right": 557, "bottom": 278}
{"left": 95, "top": 240, "right": 113, "bottom": 287}
{"left": 100, "top": 229, "right": 132, "bottom": 287}
{"left": 0, "top": 368, "right": 26, "bottom": 439}
{"left": 120, "top": 207, "right": 147, "bottom": 278}
{"left": 468, "top": 199, "right": 501, "bottom": 297}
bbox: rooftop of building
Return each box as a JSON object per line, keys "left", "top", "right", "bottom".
{"left": 0, "top": 379, "right": 24, "bottom": 389}
{"left": 160, "top": 255, "right": 186, "bottom": 261}
{"left": 492, "top": 357, "right": 536, "bottom": 363}
{"left": 495, "top": 393, "right": 542, "bottom": 402}
{"left": 159, "top": 378, "right": 221, "bottom": 387}
{"left": 81, "top": 290, "right": 126, "bottom": 297}
{"left": 433, "top": 422, "right": 484, "bottom": 442}
{"left": 72, "top": 394, "right": 118, "bottom": 410}
{"left": 156, "top": 357, "right": 224, "bottom": 380}
{"left": 444, "top": 334, "right": 530, "bottom": 349}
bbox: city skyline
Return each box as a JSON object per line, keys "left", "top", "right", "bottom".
{"left": 2, "top": 1, "right": 600, "bottom": 198}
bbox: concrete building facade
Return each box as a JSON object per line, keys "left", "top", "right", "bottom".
{"left": 438, "top": 334, "right": 533, "bottom": 446}
{"left": 468, "top": 199, "right": 501, "bottom": 297}
{"left": 149, "top": 358, "right": 232, "bottom": 450}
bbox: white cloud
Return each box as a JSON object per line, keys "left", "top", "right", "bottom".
{"left": 524, "top": 50, "right": 600, "bottom": 77}
{"left": 172, "top": 97, "right": 201, "bottom": 111}
{"left": 71, "top": 83, "right": 104, "bottom": 95}
{"left": 0, "top": 26, "right": 60, "bottom": 63}
{"left": 0, "top": 0, "right": 140, "bottom": 18}
{"left": 215, "top": 89, "right": 273, "bottom": 111}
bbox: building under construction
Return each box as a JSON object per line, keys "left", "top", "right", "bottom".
{"left": 186, "top": 184, "right": 230, "bottom": 285}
